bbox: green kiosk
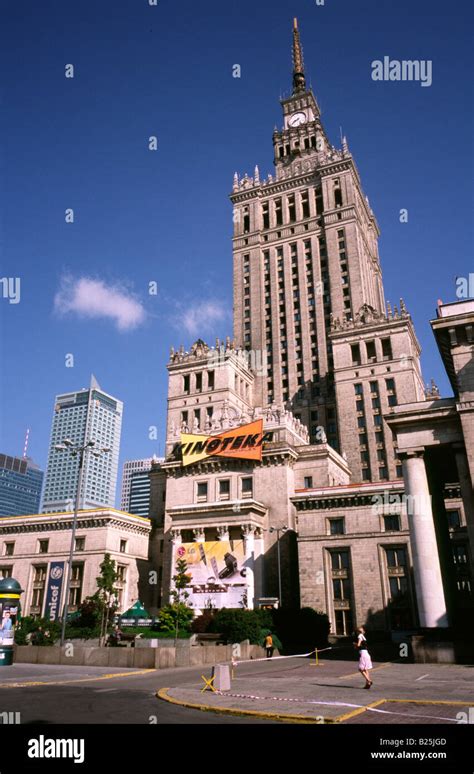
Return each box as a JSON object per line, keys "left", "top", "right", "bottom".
{"left": 0, "top": 577, "right": 23, "bottom": 666}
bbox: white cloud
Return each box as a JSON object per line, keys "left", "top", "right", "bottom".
{"left": 178, "top": 300, "right": 228, "bottom": 337}
{"left": 54, "top": 275, "right": 146, "bottom": 332}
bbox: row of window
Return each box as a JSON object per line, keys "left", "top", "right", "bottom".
{"left": 196, "top": 477, "right": 253, "bottom": 502}
{"left": 351, "top": 337, "right": 392, "bottom": 366}
{"left": 183, "top": 371, "right": 214, "bottom": 395}
{"left": 1, "top": 538, "right": 129, "bottom": 557}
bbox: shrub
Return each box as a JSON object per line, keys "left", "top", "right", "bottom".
{"left": 191, "top": 610, "right": 215, "bottom": 634}
{"left": 15, "top": 616, "right": 61, "bottom": 646}
{"left": 208, "top": 609, "right": 263, "bottom": 644}
{"left": 158, "top": 603, "right": 194, "bottom": 633}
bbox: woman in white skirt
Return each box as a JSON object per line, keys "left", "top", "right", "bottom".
{"left": 355, "top": 626, "right": 373, "bottom": 688}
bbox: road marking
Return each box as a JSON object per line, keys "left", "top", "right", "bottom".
{"left": 416, "top": 673, "right": 430, "bottom": 681}
{"left": 94, "top": 688, "right": 118, "bottom": 693}
{"left": 0, "top": 669, "right": 155, "bottom": 689}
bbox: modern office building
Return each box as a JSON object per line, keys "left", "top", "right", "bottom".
{"left": 42, "top": 376, "right": 123, "bottom": 514}
{"left": 120, "top": 458, "right": 153, "bottom": 512}
{"left": 0, "top": 454, "right": 44, "bottom": 517}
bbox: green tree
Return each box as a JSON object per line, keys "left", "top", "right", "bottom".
{"left": 170, "top": 558, "right": 193, "bottom": 643}
{"left": 94, "top": 553, "right": 119, "bottom": 645}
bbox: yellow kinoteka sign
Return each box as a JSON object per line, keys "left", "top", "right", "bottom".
{"left": 173, "top": 419, "right": 273, "bottom": 467}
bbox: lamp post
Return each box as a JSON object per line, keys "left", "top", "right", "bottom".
{"left": 269, "top": 525, "right": 287, "bottom": 608}
{"left": 54, "top": 439, "right": 111, "bottom": 646}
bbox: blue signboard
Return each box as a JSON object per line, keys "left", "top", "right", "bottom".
{"left": 44, "top": 562, "right": 65, "bottom": 621}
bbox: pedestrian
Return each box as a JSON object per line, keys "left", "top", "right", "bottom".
{"left": 264, "top": 632, "right": 274, "bottom": 659}
{"left": 354, "top": 626, "right": 373, "bottom": 689}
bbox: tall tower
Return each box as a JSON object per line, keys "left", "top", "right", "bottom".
{"left": 231, "top": 19, "right": 424, "bottom": 479}
{"left": 42, "top": 376, "right": 123, "bottom": 513}
{"left": 231, "top": 19, "right": 387, "bottom": 451}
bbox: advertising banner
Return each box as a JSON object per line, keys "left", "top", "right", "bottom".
{"left": 176, "top": 541, "right": 248, "bottom": 610}
{"left": 174, "top": 420, "right": 273, "bottom": 467}
{"left": 44, "top": 561, "right": 66, "bottom": 621}
{"left": 0, "top": 603, "right": 18, "bottom": 646}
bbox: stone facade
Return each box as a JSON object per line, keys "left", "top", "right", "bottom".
{"left": 0, "top": 509, "right": 152, "bottom": 618}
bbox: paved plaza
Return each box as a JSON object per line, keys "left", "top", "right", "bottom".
{"left": 161, "top": 657, "right": 474, "bottom": 724}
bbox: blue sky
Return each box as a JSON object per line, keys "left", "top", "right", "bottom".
{"left": 0, "top": 0, "right": 472, "bottom": 500}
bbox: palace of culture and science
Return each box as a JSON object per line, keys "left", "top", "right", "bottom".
{"left": 147, "top": 19, "right": 474, "bottom": 639}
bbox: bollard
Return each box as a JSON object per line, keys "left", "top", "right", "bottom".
{"left": 212, "top": 664, "right": 231, "bottom": 691}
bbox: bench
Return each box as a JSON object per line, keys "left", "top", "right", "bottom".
{"left": 196, "top": 633, "right": 226, "bottom": 645}
{"left": 107, "top": 632, "right": 142, "bottom": 648}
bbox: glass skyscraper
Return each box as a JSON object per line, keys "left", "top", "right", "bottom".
{"left": 0, "top": 454, "right": 44, "bottom": 516}
{"left": 42, "top": 375, "right": 123, "bottom": 513}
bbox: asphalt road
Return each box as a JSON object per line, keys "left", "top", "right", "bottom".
{"left": 0, "top": 663, "right": 279, "bottom": 724}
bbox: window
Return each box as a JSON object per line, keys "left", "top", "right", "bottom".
{"left": 304, "top": 476, "right": 313, "bottom": 489}
{"left": 38, "top": 540, "right": 49, "bottom": 554}
{"left": 288, "top": 195, "right": 296, "bottom": 222}
{"left": 351, "top": 344, "right": 361, "bottom": 366}
{"left": 0, "top": 567, "right": 12, "bottom": 579}
{"left": 334, "top": 187, "right": 343, "bottom": 208}
{"left": 374, "top": 414, "right": 382, "bottom": 427}
{"left": 447, "top": 510, "right": 461, "bottom": 529}
{"left": 382, "top": 338, "right": 393, "bottom": 360}
{"left": 274, "top": 198, "right": 283, "bottom": 226}
{"left": 301, "top": 190, "right": 310, "bottom": 219}
{"left": 354, "top": 383, "right": 363, "bottom": 396}
{"left": 197, "top": 482, "right": 208, "bottom": 502}
{"left": 4, "top": 543, "right": 14, "bottom": 557}
{"left": 69, "top": 564, "right": 83, "bottom": 609}
{"left": 262, "top": 202, "right": 270, "bottom": 229}
{"left": 329, "top": 518, "right": 345, "bottom": 535}
{"left": 370, "top": 381, "right": 378, "bottom": 394}
{"left": 75, "top": 537, "right": 85, "bottom": 551}
{"left": 219, "top": 479, "right": 230, "bottom": 500}
{"left": 120, "top": 540, "right": 127, "bottom": 554}
{"left": 208, "top": 371, "right": 215, "bottom": 390}
{"left": 183, "top": 375, "right": 190, "bottom": 394}
{"left": 366, "top": 341, "right": 376, "bottom": 362}
{"left": 195, "top": 373, "right": 202, "bottom": 392}
{"left": 384, "top": 514, "right": 400, "bottom": 532}
{"left": 241, "top": 477, "right": 253, "bottom": 497}
{"left": 386, "top": 547, "right": 406, "bottom": 568}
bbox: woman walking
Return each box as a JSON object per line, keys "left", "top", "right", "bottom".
{"left": 354, "top": 626, "right": 373, "bottom": 688}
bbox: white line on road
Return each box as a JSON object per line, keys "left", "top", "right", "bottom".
{"left": 416, "top": 674, "right": 430, "bottom": 681}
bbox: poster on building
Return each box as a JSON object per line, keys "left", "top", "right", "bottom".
{"left": 44, "top": 561, "right": 66, "bottom": 621}
{"left": 176, "top": 541, "right": 247, "bottom": 610}
{"left": 0, "top": 603, "right": 18, "bottom": 646}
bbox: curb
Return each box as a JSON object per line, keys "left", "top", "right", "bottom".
{"left": 157, "top": 687, "right": 338, "bottom": 724}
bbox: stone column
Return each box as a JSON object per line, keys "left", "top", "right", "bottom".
{"left": 253, "top": 527, "right": 264, "bottom": 604}
{"left": 241, "top": 524, "right": 255, "bottom": 610}
{"left": 193, "top": 527, "right": 205, "bottom": 543}
{"left": 217, "top": 526, "right": 230, "bottom": 541}
{"left": 401, "top": 451, "right": 449, "bottom": 628}
{"left": 170, "top": 529, "right": 182, "bottom": 597}
{"left": 454, "top": 443, "right": 474, "bottom": 567}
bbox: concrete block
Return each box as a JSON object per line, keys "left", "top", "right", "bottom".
{"left": 14, "top": 646, "right": 38, "bottom": 664}
{"left": 59, "top": 646, "right": 86, "bottom": 666}
{"left": 203, "top": 645, "right": 217, "bottom": 664}
{"left": 190, "top": 647, "right": 204, "bottom": 667}
{"left": 156, "top": 647, "right": 175, "bottom": 669}
{"left": 37, "top": 647, "right": 61, "bottom": 665}
{"left": 212, "top": 664, "right": 231, "bottom": 691}
{"left": 107, "top": 648, "right": 134, "bottom": 668}
{"left": 84, "top": 648, "right": 109, "bottom": 667}
{"left": 133, "top": 648, "right": 155, "bottom": 668}
{"left": 175, "top": 646, "right": 191, "bottom": 667}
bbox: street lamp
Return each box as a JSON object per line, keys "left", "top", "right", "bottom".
{"left": 269, "top": 525, "right": 287, "bottom": 608}
{"left": 54, "top": 439, "right": 111, "bottom": 646}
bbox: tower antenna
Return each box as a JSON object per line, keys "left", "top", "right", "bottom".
{"left": 23, "top": 427, "right": 30, "bottom": 458}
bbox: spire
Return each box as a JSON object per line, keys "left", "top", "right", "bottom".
{"left": 292, "top": 18, "right": 306, "bottom": 94}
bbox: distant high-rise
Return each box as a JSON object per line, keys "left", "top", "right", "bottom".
{"left": 120, "top": 457, "right": 163, "bottom": 517}
{"left": 0, "top": 454, "right": 44, "bottom": 516}
{"left": 42, "top": 376, "right": 123, "bottom": 513}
